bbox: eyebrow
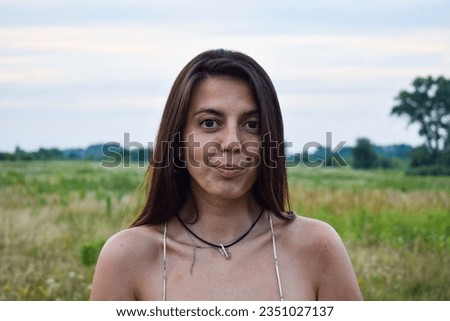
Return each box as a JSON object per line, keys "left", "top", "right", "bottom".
{"left": 193, "top": 108, "right": 223, "bottom": 117}
{"left": 192, "top": 108, "right": 259, "bottom": 118}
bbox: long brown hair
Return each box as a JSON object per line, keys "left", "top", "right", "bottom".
{"left": 130, "top": 49, "right": 294, "bottom": 227}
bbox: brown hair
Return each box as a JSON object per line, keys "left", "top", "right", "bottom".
{"left": 130, "top": 49, "right": 294, "bottom": 227}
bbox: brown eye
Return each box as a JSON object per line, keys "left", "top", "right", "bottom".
{"left": 201, "top": 119, "right": 218, "bottom": 128}
{"left": 246, "top": 121, "right": 261, "bottom": 129}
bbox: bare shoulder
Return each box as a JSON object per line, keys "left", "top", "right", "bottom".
{"left": 276, "top": 214, "right": 342, "bottom": 251}
{"left": 90, "top": 224, "right": 163, "bottom": 300}
{"left": 99, "top": 225, "right": 162, "bottom": 261}
{"left": 275, "top": 214, "right": 363, "bottom": 300}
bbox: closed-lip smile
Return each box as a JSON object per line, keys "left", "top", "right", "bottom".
{"left": 213, "top": 165, "right": 245, "bottom": 177}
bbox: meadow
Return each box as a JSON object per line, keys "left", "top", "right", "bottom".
{"left": 0, "top": 161, "right": 448, "bottom": 300}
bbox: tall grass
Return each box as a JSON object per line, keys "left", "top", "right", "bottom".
{"left": 288, "top": 167, "right": 449, "bottom": 300}
{"left": 0, "top": 161, "right": 145, "bottom": 300}
{"left": 0, "top": 162, "right": 448, "bottom": 300}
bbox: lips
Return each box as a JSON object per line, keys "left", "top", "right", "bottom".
{"left": 208, "top": 158, "right": 253, "bottom": 169}
{"left": 214, "top": 166, "right": 245, "bottom": 178}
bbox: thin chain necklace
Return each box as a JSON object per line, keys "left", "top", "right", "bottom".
{"left": 176, "top": 208, "right": 264, "bottom": 260}
{"left": 181, "top": 226, "right": 214, "bottom": 275}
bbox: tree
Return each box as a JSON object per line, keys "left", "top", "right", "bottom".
{"left": 410, "top": 145, "right": 435, "bottom": 167}
{"left": 391, "top": 76, "right": 450, "bottom": 155}
{"left": 352, "top": 138, "right": 378, "bottom": 169}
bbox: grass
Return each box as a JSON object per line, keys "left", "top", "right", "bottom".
{"left": 0, "top": 161, "right": 448, "bottom": 300}
{"left": 0, "top": 161, "right": 145, "bottom": 300}
{"left": 288, "top": 167, "right": 449, "bottom": 300}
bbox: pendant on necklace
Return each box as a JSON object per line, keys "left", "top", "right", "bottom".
{"left": 219, "top": 244, "right": 231, "bottom": 260}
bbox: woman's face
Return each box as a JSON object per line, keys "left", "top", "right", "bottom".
{"left": 182, "top": 76, "right": 261, "bottom": 202}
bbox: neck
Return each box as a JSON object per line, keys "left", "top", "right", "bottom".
{"left": 179, "top": 189, "right": 262, "bottom": 244}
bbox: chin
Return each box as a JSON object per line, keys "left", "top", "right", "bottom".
{"left": 187, "top": 163, "right": 259, "bottom": 200}
{"left": 208, "top": 182, "right": 256, "bottom": 200}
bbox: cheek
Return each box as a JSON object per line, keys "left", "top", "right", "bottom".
{"left": 203, "top": 142, "right": 228, "bottom": 167}
{"left": 182, "top": 132, "right": 203, "bottom": 166}
{"left": 241, "top": 141, "right": 262, "bottom": 167}
{"left": 184, "top": 148, "right": 202, "bottom": 168}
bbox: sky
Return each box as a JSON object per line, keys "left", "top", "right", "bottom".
{"left": 1, "top": 0, "right": 449, "bottom": 153}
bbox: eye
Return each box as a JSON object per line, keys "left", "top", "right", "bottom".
{"left": 200, "top": 119, "right": 219, "bottom": 128}
{"left": 245, "top": 120, "right": 261, "bottom": 130}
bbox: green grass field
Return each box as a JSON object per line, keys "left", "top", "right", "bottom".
{"left": 0, "top": 161, "right": 448, "bottom": 300}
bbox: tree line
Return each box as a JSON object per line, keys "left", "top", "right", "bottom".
{"left": 0, "top": 144, "right": 152, "bottom": 164}
{"left": 2, "top": 76, "right": 448, "bottom": 175}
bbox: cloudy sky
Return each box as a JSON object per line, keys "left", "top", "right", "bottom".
{"left": 1, "top": 0, "right": 449, "bottom": 152}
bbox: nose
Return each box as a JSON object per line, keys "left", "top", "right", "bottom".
{"left": 221, "top": 124, "right": 241, "bottom": 153}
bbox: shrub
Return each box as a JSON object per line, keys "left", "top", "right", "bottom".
{"left": 406, "top": 165, "right": 450, "bottom": 176}
{"left": 80, "top": 239, "right": 106, "bottom": 266}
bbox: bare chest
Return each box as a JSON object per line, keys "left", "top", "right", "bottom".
{"left": 167, "top": 245, "right": 280, "bottom": 300}
{"left": 136, "top": 236, "right": 317, "bottom": 301}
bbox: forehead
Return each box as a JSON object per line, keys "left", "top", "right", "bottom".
{"left": 188, "top": 76, "right": 257, "bottom": 114}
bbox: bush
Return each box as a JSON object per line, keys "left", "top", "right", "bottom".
{"left": 410, "top": 145, "right": 438, "bottom": 167}
{"left": 406, "top": 165, "right": 450, "bottom": 176}
{"left": 436, "top": 150, "right": 450, "bottom": 167}
{"left": 80, "top": 239, "right": 106, "bottom": 266}
{"left": 353, "top": 138, "right": 378, "bottom": 169}
{"left": 375, "top": 157, "right": 394, "bottom": 169}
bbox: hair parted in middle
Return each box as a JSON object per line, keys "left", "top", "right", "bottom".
{"left": 130, "top": 49, "right": 294, "bottom": 227}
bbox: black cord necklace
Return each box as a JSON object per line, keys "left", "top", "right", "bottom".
{"left": 176, "top": 208, "right": 264, "bottom": 260}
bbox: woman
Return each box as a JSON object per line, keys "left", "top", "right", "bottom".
{"left": 90, "top": 49, "right": 362, "bottom": 301}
